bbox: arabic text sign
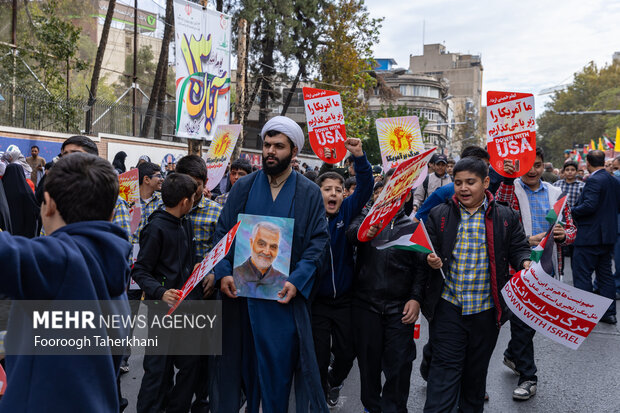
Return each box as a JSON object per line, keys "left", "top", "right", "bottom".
{"left": 376, "top": 116, "right": 425, "bottom": 171}
{"left": 174, "top": 0, "right": 231, "bottom": 140}
{"left": 358, "top": 147, "right": 436, "bottom": 242}
{"left": 502, "top": 262, "right": 612, "bottom": 350}
{"left": 204, "top": 125, "right": 242, "bottom": 191}
{"left": 486, "top": 91, "right": 536, "bottom": 178}
{"left": 167, "top": 221, "right": 241, "bottom": 315}
{"left": 302, "top": 87, "right": 347, "bottom": 163}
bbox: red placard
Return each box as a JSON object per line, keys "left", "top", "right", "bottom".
{"left": 0, "top": 363, "right": 5, "bottom": 395}
{"left": 167, "top": 221, "right": 241, "bottom": 315}
{"left": 357, "top": 147, "right": 436, "bottom": 242}
{"left": 302, "top": 87, "right": 347, "bottom": 163}
{"left": 486, "top": 91, "right": 536, "bottom": 178}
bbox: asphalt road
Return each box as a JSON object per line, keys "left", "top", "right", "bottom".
{"left": 121, "top": 260, "right": 620, "bottom": 412}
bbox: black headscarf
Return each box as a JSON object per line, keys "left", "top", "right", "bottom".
{"left": 112, "top": 151, "right": 127, "bottom": 174}
{"left": 2, "top": 163, "right": 40, "bottom": 237}
{"left": 0, "top": 177, "right": 11, "bottom": 233}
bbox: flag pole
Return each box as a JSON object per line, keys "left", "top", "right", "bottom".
{"left": 420, "top": 220, "right": 446, "bottom": 279}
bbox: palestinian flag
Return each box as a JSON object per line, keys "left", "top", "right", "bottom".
{"left": 603, "top": 136, "right": 614, "bottom": 150}
{"left": 545, "top": 195, "right": 567, "bottom": 226}
{"left": 374, "top": 220, "right": 433, "bottom": 254}
{"left": 530, "top": 226, "right": 555, "bottom": 275}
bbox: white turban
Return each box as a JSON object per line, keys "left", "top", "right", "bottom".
{"left": 260, "top": 116, "right": 305, "bottom": 149}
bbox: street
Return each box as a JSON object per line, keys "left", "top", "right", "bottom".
{"left": 121, "top": 261, "right": 620, "bottom": 412}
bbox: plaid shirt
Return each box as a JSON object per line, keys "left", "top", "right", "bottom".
{"left": 442, "top": 199, "right": 494, "bottom": 315}
{"left": 520, "top": 180, "right": 550, "bottom": 237}
{"left": 553, "top": 179, "right": 584, "bottom": 207}
{"left": 187, "top": 196, "right": 222, "bottom": 260}
{"left": 131, "top": 192, "right": 163, "bottom": 244}
{"left": 112, "top": 197, "right": 131, "bottom": 238}
{"left": 215, "top": 192, "right": 229, "bottom": 206}
{"left": 495, "top": 180, "right": 576, "bottom": 274}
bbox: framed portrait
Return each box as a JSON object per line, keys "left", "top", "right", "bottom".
{"left": 233, "top": 214, "right": 294, "bottom": 300}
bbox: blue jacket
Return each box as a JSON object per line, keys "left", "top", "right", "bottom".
{"left": 572, "top": 169, "right": 620, "bottom": 246}
{"left": 316, "top": 154, "right": 373, "bottom": 298}
{"left": 0, "top": 221, "right": 131, "bottom": 413}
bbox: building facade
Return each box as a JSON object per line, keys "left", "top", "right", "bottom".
{"left": 409, "top": 44, "right": 484, "bottom": 150}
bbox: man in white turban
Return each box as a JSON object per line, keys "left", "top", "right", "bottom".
{"left": 212, "top": 116, "right": 330, "bottom": 412}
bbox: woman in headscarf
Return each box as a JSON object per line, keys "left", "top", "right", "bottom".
{"left": 0, "top": 178, "right": 11, "bottom": 233}
{"left": 1, "top": 163, "right": 39, "bottom": 237}
{"left": 112, "top": 151, "right": 128, "bottom": 174}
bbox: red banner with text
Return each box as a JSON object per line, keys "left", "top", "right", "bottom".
{"left": 303, "top": 87, "right": 347, "bottom": 163}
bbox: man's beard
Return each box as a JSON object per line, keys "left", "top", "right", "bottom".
{"left": 262, "top": 152, "right": 293, "bottom": 176}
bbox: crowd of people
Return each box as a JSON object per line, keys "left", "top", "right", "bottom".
{"left": 0, "top": 116, "right": 619, "bottom": 413}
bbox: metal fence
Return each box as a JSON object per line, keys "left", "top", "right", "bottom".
{"left": 0, "top": 86, "right": 177, "bottom": 139}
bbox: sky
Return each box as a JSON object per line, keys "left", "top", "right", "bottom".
{"left": 364, "top": 0, "right": 620, "bottom": 114}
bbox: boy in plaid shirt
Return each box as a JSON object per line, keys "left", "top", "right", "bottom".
{"left": 494, "top": 148, "right": 576, "bottom": 401}
{"left": 423, "top": 157, "right": 531, "bottom": 412}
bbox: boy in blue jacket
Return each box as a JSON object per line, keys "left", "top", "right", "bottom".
{"left": 312, "top": 137, "right": 373, "bottom": 406}
{"left": 0, "top": 152, "right": 132, "bottom": 412}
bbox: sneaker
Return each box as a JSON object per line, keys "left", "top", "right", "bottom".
{"left": 119, "top": 360, "right": 129, "bottom": 374}
{"left": 503, "top": 356, "right": 520, "bottom": 376}
{"left": 327, "top": 383, "right": 343, "bottom": 407}
{"left": 420, "top": 355, "right": 430, "bottom": 382}
{"left": 512, "top": 381, "right": 537, "bottom": 400}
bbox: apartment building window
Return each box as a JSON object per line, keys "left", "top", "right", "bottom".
{"left": 398, "top": 85, "right": 440, "bottom": 98}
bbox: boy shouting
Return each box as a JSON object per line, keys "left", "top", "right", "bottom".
{"left": 312, "top": 137, "right": 373, "bottom": 406}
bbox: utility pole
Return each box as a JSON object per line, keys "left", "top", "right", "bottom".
{"left": 187, "top": 0, "right": 208, "bottom": 156}
{"left": 231, "top": 18, "right": 248, "bottom": 161}
{"left": 132, "top": 0, "right": 138, "bottom": 136}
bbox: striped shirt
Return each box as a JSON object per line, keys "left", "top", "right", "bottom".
{"left": 442, "top": 199, "right": 494, "bottom": 315}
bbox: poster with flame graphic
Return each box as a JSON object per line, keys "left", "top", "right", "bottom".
{"left": 204, "top": 124, "right": 242, "bottom": 191}
{"left": 376, "top": 116, "right": 425, "bottom": 171}
{"left": 118, "top": 169, "right": 141, "bottom": 234}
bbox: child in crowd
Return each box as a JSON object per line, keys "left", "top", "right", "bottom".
{"left": 131, "top": 173, "right": 201, "bottom": 413}
{"left": 312, "top": 138, "right": 373, "bottom": 406}
{"left": 495, "top": 148, "right": 575, "bottom": 400}
{"left": 0, "top": 152, "right": 132, "bottom": 412}
{"left": 346, "top": 193, "right": 426, "bottom": 413}
{"left": 423, "top": 157, "right": 531, "bottom": 412}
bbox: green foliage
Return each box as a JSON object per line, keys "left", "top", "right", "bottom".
{"left": 317, "top": 0, "right": 382, "bottom": 143}
{"left": 120, "top": 45, "right": 157, "bottom": 89}
{"left": 365, "top": 104, "right": 428, "bottom": 165}
{"left": 537, "top": 61, "right": 620, "bottom": 165}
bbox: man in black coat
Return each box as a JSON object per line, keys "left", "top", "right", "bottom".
{"left": 571, "top": 150, "right": 620, "bottom": 324}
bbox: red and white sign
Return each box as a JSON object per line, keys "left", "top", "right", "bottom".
{"left": 167, "top": 221, "right": 241, "bottom": 315}
{"left": 502, "top": 262, "right": 613, "bottom": 350}
{"left": 0, "top": 363, "right": 6, "bottom": 395}
{"left": 302, "top": 87, "right": 347, "bottom": 164}
{"left": 486, "top": 91, "right": 536, "bottom": 178}
{"left": 357, "top": 147, "right": 436, "bottom": 242}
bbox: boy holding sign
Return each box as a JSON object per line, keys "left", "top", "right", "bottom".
{"left": 131, "top": 173, "right": 202, "bottom": 413}
{"left": 495, "top": 147, "right": 576, "bottom": 400}
{"left": 423, "top": 157, "right": 531, "bottom": 412}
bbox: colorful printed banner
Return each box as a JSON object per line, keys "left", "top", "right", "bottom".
{"left": 174, "top": 0, "right": 231, "bottom": 140}
{"left": 302, "top": 87, "right": 347, "bottom": 163}
{"left": 168, "top": 221, "right": 241, "bottom": 315}
{"left": 358, "top": 147, "right": 436, "bottom": 242}
{"left": 502, "top": 262, "right": 613, "bottom": 350}
{"left": 486, "top": 91, "right": 536, "bottom": 178}
{"left": 376, "top": 116, "right": 425, "bottom": 171}
{"left": 204, "top": 124, "right": 242, "bottom": 191}
{"left": 118, "top": 169, "right": 141, "bottom": 234}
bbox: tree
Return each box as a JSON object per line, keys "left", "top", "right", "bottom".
{"left": 317, "top": 0, "right": 382, "bottom": 141}
{"left": 86, "top": 0, "right": 116, "bottom": 134}
{"left": 141, "top": 0, "right": 173, "bottom": 138}
{"left": 537, "top": 61, "right": 620, "bottom": 165}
